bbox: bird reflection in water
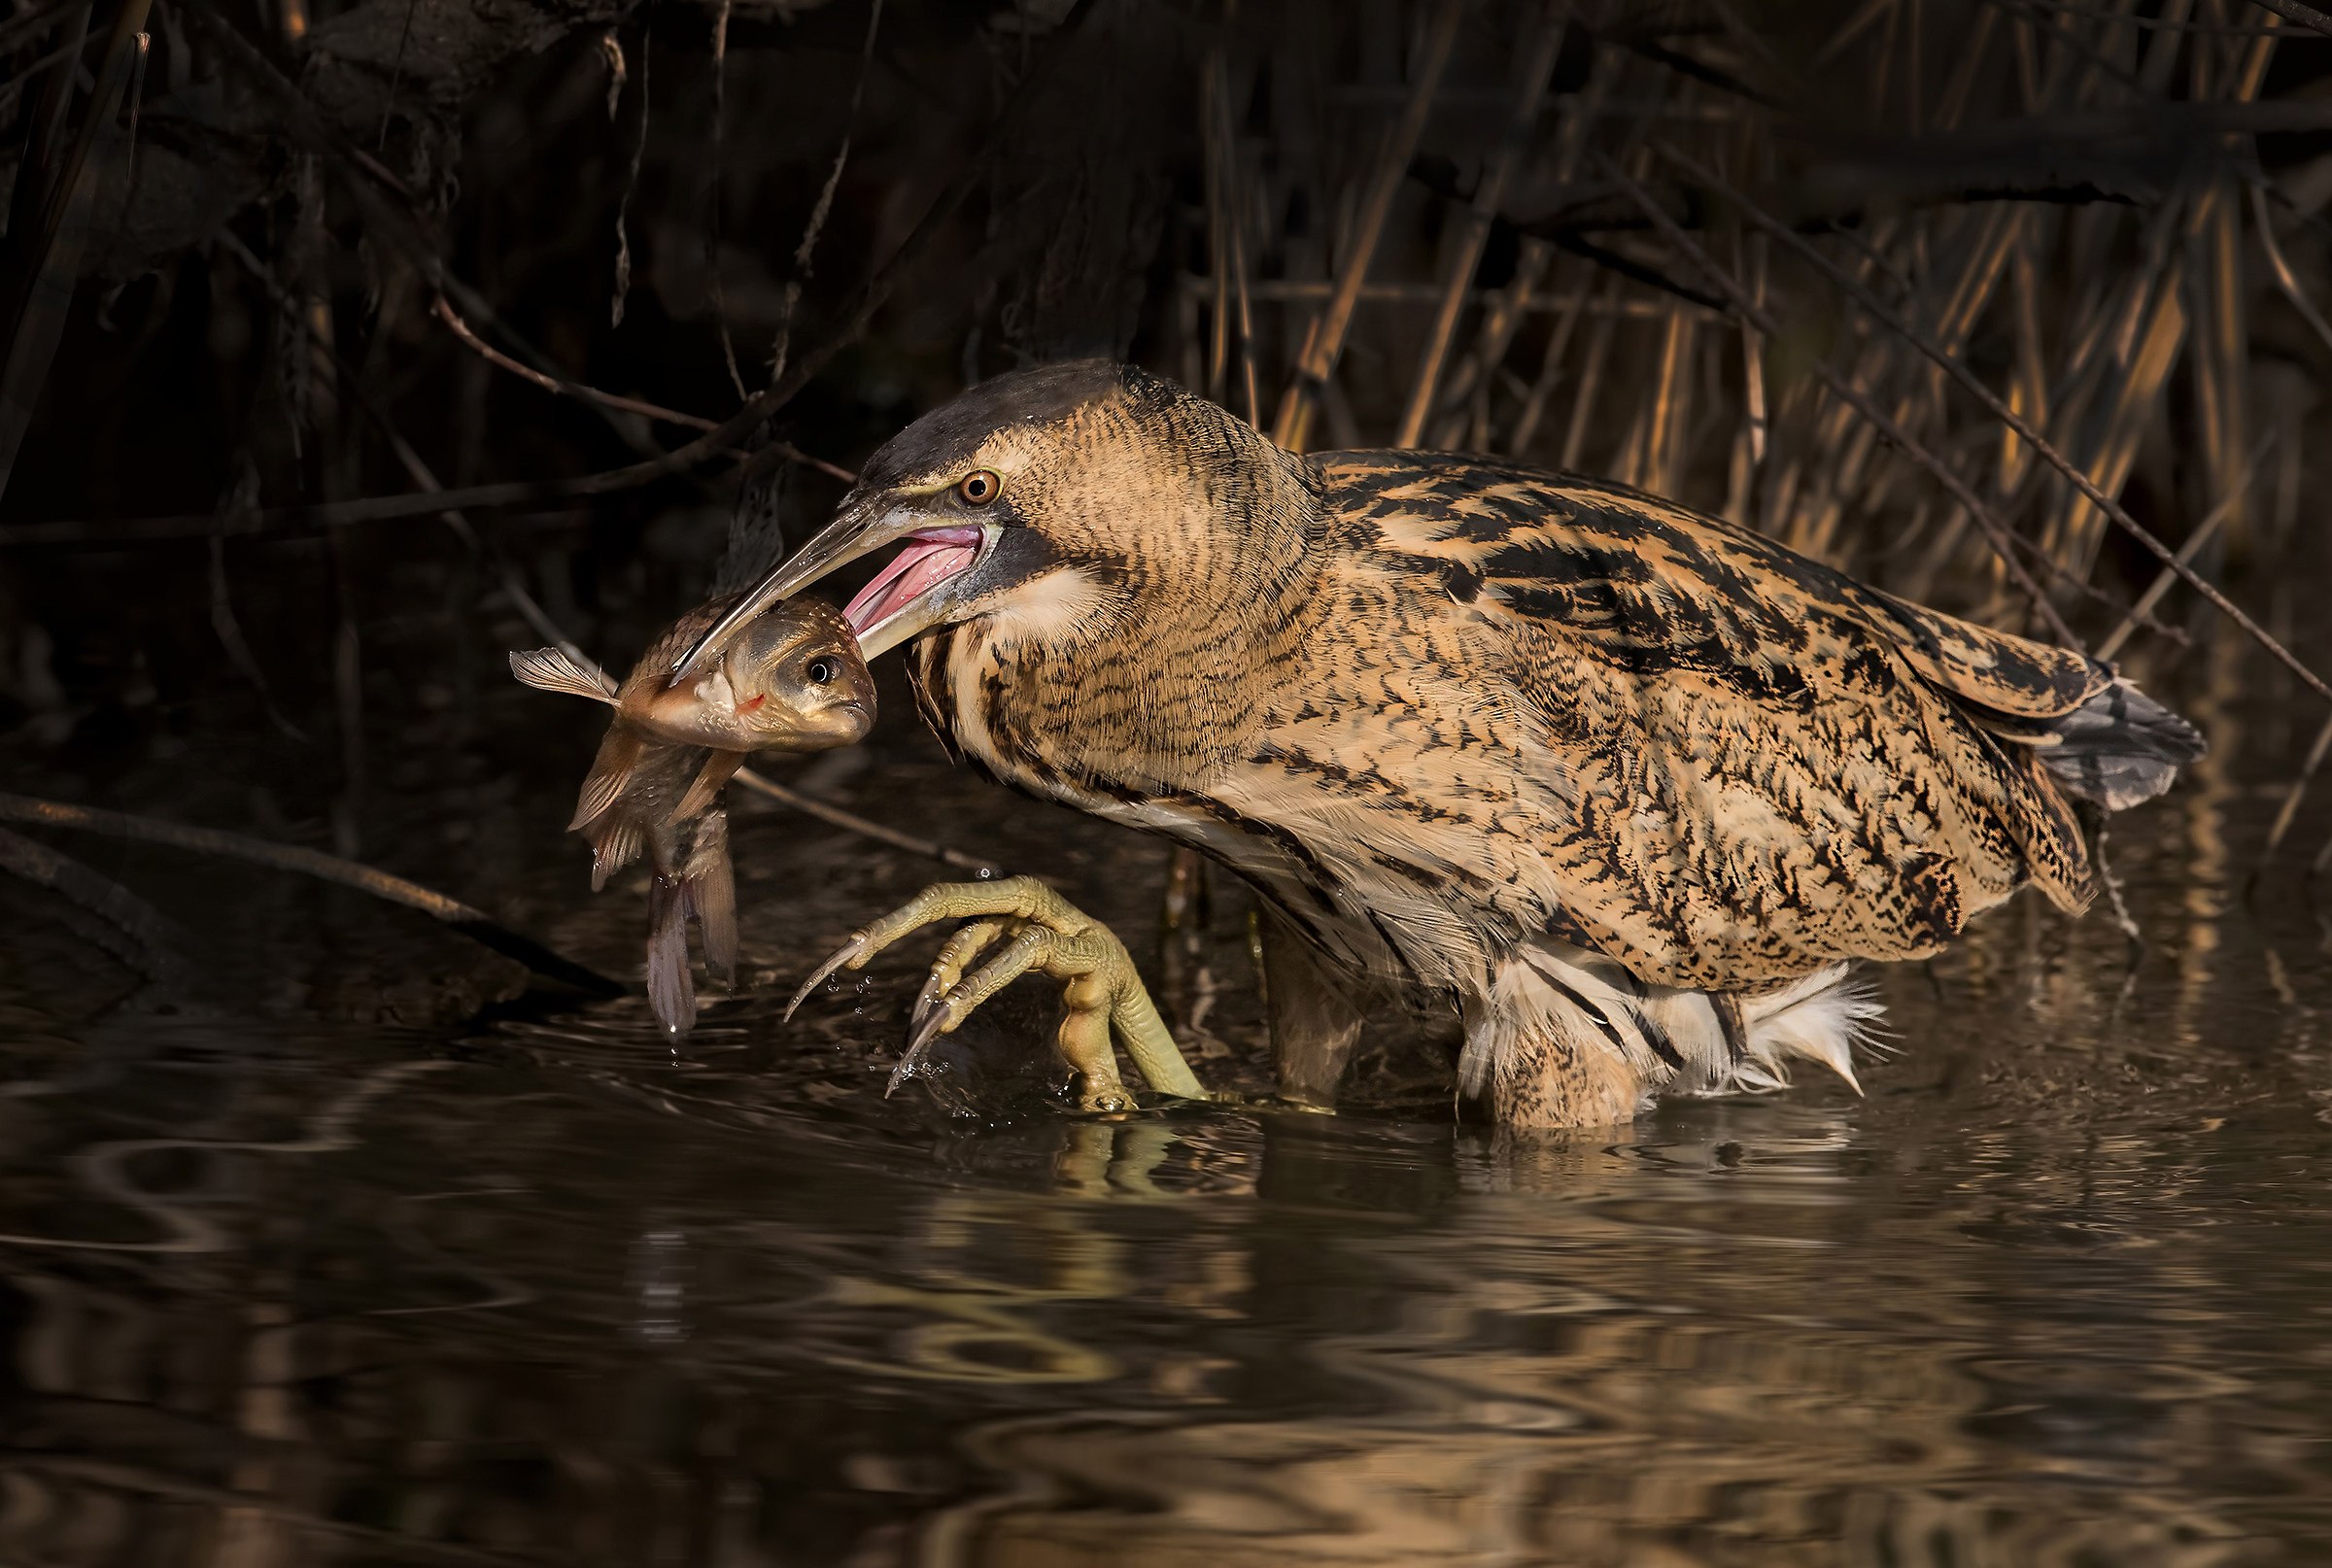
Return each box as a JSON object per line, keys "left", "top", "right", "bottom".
{"left": 1, "top": 670, "right": 2325, "bottom": 1568}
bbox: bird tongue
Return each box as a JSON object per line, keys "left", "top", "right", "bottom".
{"left": 843, "top": 528, "right": 982, "bottom": 636}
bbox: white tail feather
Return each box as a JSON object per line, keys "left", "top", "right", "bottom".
{"left": 1479, "top": 944, "right": 1886, "bottom": 1110}
{"left": 1732, "top": 965, "right": 1885, "bottom": 1094}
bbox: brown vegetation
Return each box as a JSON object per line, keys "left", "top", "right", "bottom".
{"left": 5, "top": 0, "right": 2332, "bottom": 949}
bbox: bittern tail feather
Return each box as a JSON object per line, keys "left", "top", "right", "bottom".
{"left": 2041, "top": 679, "right": 2208, "bottom": 811}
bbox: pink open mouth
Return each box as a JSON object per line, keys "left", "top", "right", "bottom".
{"left": 842, "top": 527, "right": 983, "bottom": 637}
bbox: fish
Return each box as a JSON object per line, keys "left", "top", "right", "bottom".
{"left": 510, "top": 595, "right": 875, "bottom": 1036}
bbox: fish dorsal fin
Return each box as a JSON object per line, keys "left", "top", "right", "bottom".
{"left": 509, "top": 646, "right": 619, "bottom": 704}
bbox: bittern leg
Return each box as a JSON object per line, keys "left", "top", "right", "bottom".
{"left": 1257, "top": 906, "right": 1364, "bottom": 1106}
{"left": 786, "top": 876, "right": 1209, "bottom": 1111}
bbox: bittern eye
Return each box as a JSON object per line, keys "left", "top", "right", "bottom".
{"left": 956, "top": 469, "right": 1002, "bottom": 505}
{"left": 806, "top": 658, "right": 840, "bottom": 685}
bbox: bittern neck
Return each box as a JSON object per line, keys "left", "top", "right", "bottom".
{"left": 930, "top": 420, "right": 1330, "bottom": 791}
{"left": 1176, "top": 433, "right": 1328, "bottom": 650}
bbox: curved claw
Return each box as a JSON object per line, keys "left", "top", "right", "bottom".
{"left": 911, "top": 918, "right": 1012, "bottom": 1034}
{"left": 784, "top": 932, "right": 870, "bottom": 1022}
{"left": 885, "top": 1027, "right": 946, "bottom": 1099}
{"left": 889, "top": 924, "right": 1051, "bottom": 1095}
{"left": 885, "top": 993, "right": 964, "bottom": 1097}
{"left": 790, "top": 878, "right": 1209, "bottom": 1108}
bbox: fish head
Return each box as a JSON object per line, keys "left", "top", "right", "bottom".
{"left": 633, "top": 597, "right": 874, "bottom": 751}
{"left": 725, "top": 597, "right": 877, "bottom": 749}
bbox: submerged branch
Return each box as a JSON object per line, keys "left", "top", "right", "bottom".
{"left": 0, "top": 825, "right": 199, "bottom": 986}
{"left": 0, "top": 794, "right": 623, "bottom": 995}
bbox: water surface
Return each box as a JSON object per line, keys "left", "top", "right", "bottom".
{"left": 4, "top": 669, "right": 2330, "bottom": 1567}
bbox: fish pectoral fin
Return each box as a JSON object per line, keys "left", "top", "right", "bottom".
{"left": 509, "top": 646, "right": 619, "bottom": 703}
{"left": 570, "top": 728, "right": 646, "bottom": 833}
{"left": 588, "top": 818, "right": 644, "bottom": 891}
{"left": 684, "top": 808, "right": 738, "bottom": 985}
{"left": 673, "top": 751, "right": 747, "bottom": 821}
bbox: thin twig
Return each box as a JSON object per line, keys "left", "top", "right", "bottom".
{"left": 2246, "top": 0, "right": 2332, "bottom": 42}
{"left": 373, "top": 0, "right": 420, "bottom": 152}
{"left": 178, "top": 0, "right": 1095, "bottom": 530}
{"left": 2264, "top": 711, "right": 2332, "bottom": 869}
{"left": 731, "top": 771, "right": 997, "bottom": 874}
{"left": 2094, "top": 432, "right": 2269, "bottom": 661}
{"left": 431, "top": 293, "right": 715, "bottom": 431}
{"left": 2249, "top": 180, "right": 2332, "bottom": 359}
{"left": 1395, "top": 6, "right": 1563, "bottom": 447}
{"left": 0, "top": 795, "right": 622, "bottom": 994}
{"left": 1201, "top": 45, "right": 1262, "bottom": 426}
{"left": 612, "top": 0, "right": 653, "bottom": 326}
{"left": 1598, "top": 152, "right": 2084, "bottom": 648}
{"left": 706, "top": 0, "right": 746, "bottom": 400}
{"left": 2, "top": 0, "right": 152, "bottom": 500}
{"left": 1663, "top": 140, "right": 2332, "bottom": 703}
{"left": 206, "top": 452, "right": 306, "bottom": 738}
{"left": 772, "top": 0, "right": 883, "bottom": 387}
{"left": 1272, "top": 0, "right": 1465, "bottom": 449}
{"left": 118, "top": 28, "right": 148, "bottom": 211}
{"left": 1505, "top": 258, "right": 1586, "bottom": 456}
{"left": 1996, "top": 524, "right": 2190, "bottom": 644}
{"left": 428, "top": 297, "right": 858, "bottom": 481}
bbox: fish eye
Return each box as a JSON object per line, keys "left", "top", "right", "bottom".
{"left": 806, "top": 657, "right": 840, "bottom": 686}
{"left": 956, "top": 469, "right": 1002, "bottom": 506}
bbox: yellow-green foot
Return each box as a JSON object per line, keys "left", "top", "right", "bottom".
{"left": 785, "top": 876, "right": 1209, "bottom": 1111}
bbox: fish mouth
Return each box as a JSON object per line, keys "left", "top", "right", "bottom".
{"left": 841, "top": 527, "right": 985, "bottom": 644}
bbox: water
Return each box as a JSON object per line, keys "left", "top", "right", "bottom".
{"left": 5, "top": 671, "right": 2332, "bottom": 1566}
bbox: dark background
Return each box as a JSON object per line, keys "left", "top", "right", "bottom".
{"left": 5, "top": 0, "right": 2332, "bottom": 1003}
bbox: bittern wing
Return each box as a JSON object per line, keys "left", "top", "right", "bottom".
{"left": 1327, "top": 453, "right": 2109, "bottom": 992}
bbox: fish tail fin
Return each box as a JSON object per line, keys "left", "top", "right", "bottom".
{"left": 645, "top": 871, "right": 697, "bottom": 1037}
{"left": 509, "top": 646, "right": 618, "bottom": 703}
{"left": 683, "top": 808, "right": 738, "bottom": 987}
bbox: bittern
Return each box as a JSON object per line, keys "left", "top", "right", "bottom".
{"left": 682, "top": 362, "right": 2202, "bottom": 1128}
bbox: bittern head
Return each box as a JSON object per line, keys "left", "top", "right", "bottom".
{"left": 677, "top": 361, "right": 1301, "bottom": 676}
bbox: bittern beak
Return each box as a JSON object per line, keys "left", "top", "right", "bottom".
{"left": 676, "top": 499, "right": 997, "bottom": 676}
